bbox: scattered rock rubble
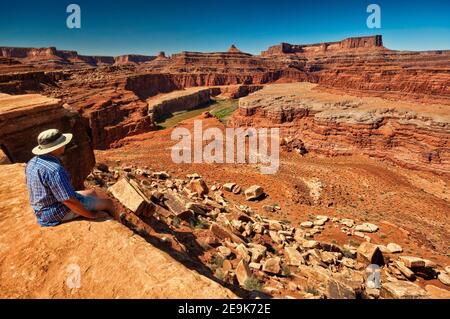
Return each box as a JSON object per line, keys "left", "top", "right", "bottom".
{"left": 86, "top": 163, "right": 450, "bottom": 299}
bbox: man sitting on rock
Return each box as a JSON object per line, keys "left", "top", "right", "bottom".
{"left": 26, "top": 129, "right": 114, "bottom": 227}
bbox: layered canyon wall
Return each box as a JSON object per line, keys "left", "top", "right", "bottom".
{"left": 148, "top": 87, "right": 217, "bottom": 121}
{"left": 0, "top": 47, "right": 156, "bottom": 69}
{"left": 115, "top": 54, "right": 156, "bottom": 65}
{"left": 261, "top": 35, "right": 384, "bottom": 56}
{"left": 261, "top": 36, "right": 450, "bottom": 104}
{"left": 0, "top": 70, "right": 71, "bottom": 94}
{"left": 0, "top": 46, "right": 116, "bottom": 69}
{"left": 0, "top": 35, "right": 448, "bottom": 154}
{"left": 229, "top": 83, "right": 450, "bottom": 176}
{"left": 43, "top": 70, "right": 262, "bottom": 149}
{"left": 2, "top": 36, "right": 449, "bottom": 105}
{"left": 0, "top": 93, "right": 95, "bottom": 188}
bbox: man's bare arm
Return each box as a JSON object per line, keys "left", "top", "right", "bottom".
{"left": 63, "top": 197, "right": 99, "bottom": 219}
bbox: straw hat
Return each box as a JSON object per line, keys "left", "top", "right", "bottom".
{"left": 32, "top": 129, "right": 73, "bottom": 155}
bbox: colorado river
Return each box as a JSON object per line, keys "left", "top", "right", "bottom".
{"left": 155, "top": 98, "right": 238, "bottom": 129}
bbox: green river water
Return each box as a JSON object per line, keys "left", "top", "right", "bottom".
{"left": 155, "top": 98, "right": 238, "bottom": 129}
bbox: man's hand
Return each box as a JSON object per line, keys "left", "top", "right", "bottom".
{"left": 63, "top": 197, "right": 98, "bottom": 219}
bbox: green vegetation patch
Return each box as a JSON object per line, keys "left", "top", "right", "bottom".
{"left": 155, "top": 98, "right": 238, "bottom": 129}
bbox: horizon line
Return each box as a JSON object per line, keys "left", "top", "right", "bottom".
{"left": 2, "top": 34, "right": 450, "bottom": 58}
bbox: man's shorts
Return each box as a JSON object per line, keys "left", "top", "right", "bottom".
{"left": 62, "top": 192, "right": 98, "bottom": 222}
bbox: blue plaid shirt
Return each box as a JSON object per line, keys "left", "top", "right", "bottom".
{"left": 25, "top": 154, "right": 77, "bottom": 227}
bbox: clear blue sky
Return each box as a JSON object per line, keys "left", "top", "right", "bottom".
{"left": 0, "top": 0, "right": 449, "bottom": 56}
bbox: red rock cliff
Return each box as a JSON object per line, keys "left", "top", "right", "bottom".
{"left": 262, "top": 35, "right": 384, "bottom": 56}
{"left": 229, "top": 83, "right": 450, "bottom": 176}
{"left": 115, "top": 55, "right": 156, "bottom": 65}
{"left": 0, "top": 93, "right": 95, "bottom": 188}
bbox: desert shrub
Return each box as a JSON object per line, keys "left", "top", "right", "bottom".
{"left": 342, "top": 248, "right": 355, "bottom": 259}
{"left": 244, "top": 276, "right": 263, "bottom": 291}
{"left": 305, "top": 286, "right": 320, "bottom": 296}
{"left": 281, "top": 264, "right": 292, "bottom": 277}
{"left": 210, "top": 255, "right": 224, "bottom": 269}
{"left": 172, "top": 216, "right": 181, "bottom": 228}
{"left": 348, "top": 239, "right": 360, "bottom": 247}
{"left": 190, "top": 217, "right": 209, "bottom": 230}
{"left": 214, "top": 268, "right": 225, "bottom": 281}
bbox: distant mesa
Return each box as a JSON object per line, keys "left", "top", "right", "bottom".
{"left": 0, "top": 47, "right": 160, "bottom": 68}
{"left": 114, "top": 54, "right": 156, "bottom": 65}
{"left": 261, "top": 35, "right": 385, "bottom": 56}
{"left": 0, "top": 46, "right": 116, "bottom": 68}
{"left": 228, "top": 44, "right": 241, "bottom": 53}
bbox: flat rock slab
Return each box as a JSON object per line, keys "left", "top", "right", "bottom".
{"left": 164, "top": 191, "right": 189, "bottom": 216}
{"left": 399, "top": 256, "right": 426, "bottom": 268}
{"left": 297, "top": 265, "right": 359, "bottom": 299}
{"left": 244, "top": 185, "right": 264, "bottom": 201}
{"left": 387, "top": 243, "right": 403, "bottom": 253}
{"left": 0, "top": 164, "right": 236, "bottom": 298}
{"left": 210, "top": 222, "right": 245, "bottom": 244}
{"left": 223, "top": 183, "right": 236, "bottom": 192}
{"left": 380, "top": 281, "right": 428, "bottom": 299}
{"left": 284, "top": 246, "right": 303, "bottom": 266}
{"left": 355, "top": 223, "right": 379, "bottom": 233}
{"left": 108, "top": 178, "right": 150, "bottom": 214}
{"left": 357, "top": 242, "right": 385, "bottom": 266}
{"left": 0, "top": 93, "right": 60, "bottom": 114}
{"left": 235, "top": 260, "right": 252, "bottom": 287}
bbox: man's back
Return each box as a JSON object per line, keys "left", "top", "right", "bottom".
{"left": 25, "top": 155, "right": 76, "bottom": 227}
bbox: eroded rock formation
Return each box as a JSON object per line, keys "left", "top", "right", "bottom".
{"left": 0, "top": 93, "right": 95, "bottom": 188}
{"left": 0, "top": 70, "right": 70, "bottom": 94}
{"left": 261, "top": 35, "right": 384, "bottom": 56}
{"left": 229, "top": 83, "right": 450, "bottom": 176}
{"left": 0, "top": 46, "right": 115, "bottom": 70}
{"left": 261, "top": 37, "right": 449, "bottom": 103}
{"left": 0, "top": 35, "right": 448, "bottom": 155}
{"left": 115, "top": 54, "right": 156, "bottom": 65}
{"left": 148, "top": 87, "right": 218, "bottom": 121}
